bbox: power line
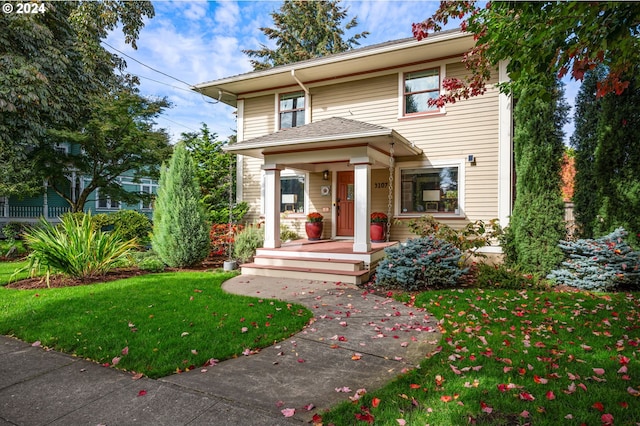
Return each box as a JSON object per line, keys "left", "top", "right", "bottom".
{"left": 103, "top": 41, "right": 192, "bottom": 88}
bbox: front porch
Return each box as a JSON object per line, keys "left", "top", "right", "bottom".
{"left": 241, "top": 239, "right": 398, "bottom": 285}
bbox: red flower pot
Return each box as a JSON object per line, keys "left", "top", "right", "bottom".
{"left": 370, "top": 223, "right": 386, "bottom": 243}
{"left": 305, "top": 222, "right": 323, "bottom": 240}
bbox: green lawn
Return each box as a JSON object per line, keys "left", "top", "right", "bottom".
{"left": 0, "top": 260, "right": 29, "bottom": 285}
{"left": 0, "top": 271, "right": 313, "bottom": 378}
{"left": 322, "top": 288, "right": 640, "bottom": 425}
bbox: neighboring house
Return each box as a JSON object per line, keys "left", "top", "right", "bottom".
{"left": 0, "top": 143, "right": 158, "bottom": 228}
{"left": 194, "top": 29, "right": 513, "bottom": 282}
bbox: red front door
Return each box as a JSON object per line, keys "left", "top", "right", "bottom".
{"left": 336, "top": 171, "right": 354, "bottom": 236}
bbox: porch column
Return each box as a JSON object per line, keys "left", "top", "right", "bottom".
{"left": 262, "top": 164, "right": 283, "bottom": 249}
{"left": 352, "top": 159, "right": 371, "bottom": 253}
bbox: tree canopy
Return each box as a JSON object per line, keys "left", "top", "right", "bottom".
{"left": 412, "top": 1, "right": 640, "bottom": 105}
{"left": 43, "top": 91, "right": 172, "bottom": 213}
{"left": 243, "top": 0, "right": 369, "bottom": 70}
{"left": 0, "top": 0, "right": 154, "bottom": 196}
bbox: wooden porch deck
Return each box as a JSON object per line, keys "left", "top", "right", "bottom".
{"left": 241, "top": 239, "right": 397, "bottom": 285}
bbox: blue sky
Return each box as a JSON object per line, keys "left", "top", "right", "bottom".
{"left": 105, "top": 1, "right": 579, "bottom": 143}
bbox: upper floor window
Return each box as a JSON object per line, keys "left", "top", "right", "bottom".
{"left": 279, "top": 92, "right": 305, "bottom": 129}
{"left": 140, "top": 183, "right": 154, "bottom": 210}
{"left": 403, "top": 68, "right": 440, "bottom": 115}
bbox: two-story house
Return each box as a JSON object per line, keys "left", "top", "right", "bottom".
{"left": 0, "top": 142, "right": 158, "bottom": 228}
{"left": 194, "top": 29, "right": 513, "bottom": 283}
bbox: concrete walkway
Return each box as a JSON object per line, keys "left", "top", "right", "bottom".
{"left": 0, "top": 275, "right": 440, "bottom": 425}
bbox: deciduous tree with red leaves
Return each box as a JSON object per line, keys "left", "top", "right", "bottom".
{"left": 412, "top": 1, "right": 640, "bottom": 105}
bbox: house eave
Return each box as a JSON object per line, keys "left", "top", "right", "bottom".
{"left": 193, "top": 30, "right": 472, "bottom": 107}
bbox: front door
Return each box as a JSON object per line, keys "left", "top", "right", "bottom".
{"left": 336, "top": 171, "right": 354, "bottom": 236}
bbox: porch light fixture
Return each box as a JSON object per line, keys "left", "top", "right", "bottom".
{"left": 322, "top": 170, "right": 329, "bottom": 180}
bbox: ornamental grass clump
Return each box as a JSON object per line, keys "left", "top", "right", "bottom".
{"left": 16, "top": 213, "right": 137, "bottom": 287}
{"left": 547, "top": 227, "right": 640, "bottom": 291}
{"left": 374, "top": 236, "right": 467, "bottom": 291}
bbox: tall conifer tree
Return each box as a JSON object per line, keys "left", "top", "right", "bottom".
{"left": 152, "top": 143, "right": 209, "bottom": 268}
{"left": 243, "top": 0, "right": 368, "bottom": 70}
{"left": 507, "top": 78, "right": 568, "bottom": 274}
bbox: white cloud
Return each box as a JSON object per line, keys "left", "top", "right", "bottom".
{"left": 214, "top": 1, "right": 240, "bottom": 31}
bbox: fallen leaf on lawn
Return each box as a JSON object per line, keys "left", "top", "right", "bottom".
{"left": 396, "top": 419, "right": 406, "bottom": 426}
{"left": 593, "top": 368, "right": 605, "bottom": 375}
{"left": 435, "top": 375, "right": 445, "bottom": 386}
{"left": 191, "top": 349, "right": 198, "bottom": 355}
{"left": 440, "top": 395, "right": 452, "bottom": 403}
{"left": 111, "top": 356, "right": 121, "bottom": 366}
{"left": 601, "top": 413, "right": 614, "bottom": 425}
{"left": 409, "top": 384, "right": 421, "bottom": 389}
{"left": 577, "top": 383, "right": 587, "bottom": 391}
{"left": 592, "top": 402, "right": 605, "bottom": 412}
{"left": 131, "top": 372, "right": 143, "bottom": 380}
{"left": 241, "top": 327, "right": 248, "bottom": 333}
{"left": 312, "top": 413, "right": 322, "bottom": 424}
{"left": 627, "top": 386, "right": 640, "bottom": 397}
{"left": 181, "top": 332, "right": 189, "bottom": 337}
{"left": 533, "top": 375, "right": 548, "bottom": 384}
{"left": 121, "top": 346, "right": 129, "bottom": 355}
{"left": 564, "top": 414, "right": 573, "bottom": 419}
{"left": 519, "top": 392, "right": 535, "bottom": 401}
{"left": 349, "top": 388, "right": 367, "bottom": 401}
{"left": 372, "top": 397, "right": 381, "bottom": 408}
{"left": 281, "top": 408, "right": 295, "bottom": 418}
{"left": 520, "top": 410, "right": 530, "bottom": 418}
{"left": 137, "top": 390, "right": 147, "bottom": 397}
{"left": 31, "top": 341, "right": 41, "bottom": 347}
{"left": 480, "top": 401, "right": 493, "bottom": 414}
{"left": 545, "top": 390, "right": 555, "bottom": 400}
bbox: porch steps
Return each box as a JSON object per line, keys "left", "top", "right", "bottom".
{"left": 241, "top": 254, "right": 370, "bottom": 284}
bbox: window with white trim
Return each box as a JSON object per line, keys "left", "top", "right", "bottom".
{"left": 400, "top": 165, "right": 460, "bottom": 215}
{"left": 140, "top": 182, "right": 154, "bottom": 210}
{"left": 279, "top": 92, "right": 305, "bottom": 129}
{"left": 280, "top": 174, "right": 305, "bottom": 213}
{"left": 96, "top": 189, "right": 120, "bottom": 210}
{"left": 403, "top": 68, "right": 440, "bottom": 115}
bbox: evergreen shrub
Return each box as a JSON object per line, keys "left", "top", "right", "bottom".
{"left": 152, "top": 143, "right": 210, "bottom": 268}
{"left": 233, "top": 225, "right": 264, "bottom": 263}
{"left": 547, "top": 228, "right": 640, "bottom": 291}
{"left": 374, "top": 236, "right": 467, "bottom": 291}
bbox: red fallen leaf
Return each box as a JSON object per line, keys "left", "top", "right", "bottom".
{"left": 546, "top": 390, "right": 556, "bottom": 400}
{"left": 131, "top": 372, "right": 143, "bottom": 380}
{"left": 435, "top": 375, "right": 445, "bottom": 386}
{"left": 593, "top": 368, "right": 605, "bottom": 375}
{"left": 355, "top": 412, "right": 374, "bottom": 424}
{"left": 577, "top": 383, "right": 587, "bottom": 392}
{"left": 480, "top": 401, "right": 493, "bottom": 414}
{"left": 304, "top": 403, "right": 315, "bottom": 411}
{"left": 312, "top": 413, "right": 322, "bottom": 424}
{"left": 372, "top": 397, "right": 381, "bottom": 408}
{"left": 121, "top": 346, "right": 129, "bottom": 355}
{"left": 534, "top": 375, "right": 548, "bottom": 384}
{"left": 601, "top": 413, "right": 614, "bottom": 425}
{"left": 137, "top": 390, "right": 147, "bottom": 397}
{"left": 111, "top": 356, "right": 121, "bottom": 366}
{"left": 618, "top": 402, "right": 629, "bottom": 408}
{"left": 297, "top": 358, "right": 305, "bottom": 363}
{"left": 281, "top": 408, "right": 295, "bottom": 417}
{"left": 618, "top": 365, "right": 628, "bottom": 374}
{"left": 440, "top": 395, "right": 452, "bottom": 403}
{"left": 592, "top": 402, "right": 604, "bottom": 412}
{"left": 519, "top": 392, "right": 535, "bottom": 401}
{"left": 627, "top": 386, "right": 640, "bottom": 396}
{"left": 352, "top": 353, "right": 362, "bottom": 360}
{"left": 409, "top": 384, "right": 421, "bottom": 389}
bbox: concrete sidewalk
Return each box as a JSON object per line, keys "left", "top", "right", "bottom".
{"left": 0, "top": 275, "right": 440, "bottom": 425}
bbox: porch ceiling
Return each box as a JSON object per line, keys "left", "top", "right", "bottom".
{"left": 223, "top": 117, "right": 422, "bottom": 161}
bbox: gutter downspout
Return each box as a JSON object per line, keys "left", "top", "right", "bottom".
{"left": 291, "top": 69, "right": 311, "bottom": 124}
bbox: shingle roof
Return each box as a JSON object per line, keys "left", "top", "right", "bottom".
{"left": 236, "top": 117, "right": 394, "bottom": 147}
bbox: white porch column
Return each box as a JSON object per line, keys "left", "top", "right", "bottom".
{"left": 262, "top": 164, "right": 283, "bottom": 249}
{"left": 352, "top": 159, "right": 371, "bottom": 253}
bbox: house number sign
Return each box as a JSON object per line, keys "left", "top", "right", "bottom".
{"left": 374, "top": 182, "right": 388, "bottom": 189}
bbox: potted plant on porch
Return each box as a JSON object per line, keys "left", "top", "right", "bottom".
{"left": 305, "top": 212, "right": 324, "bottom": 240}
{"left": 370, "top": 212, "right": 388, "bottom": 243}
